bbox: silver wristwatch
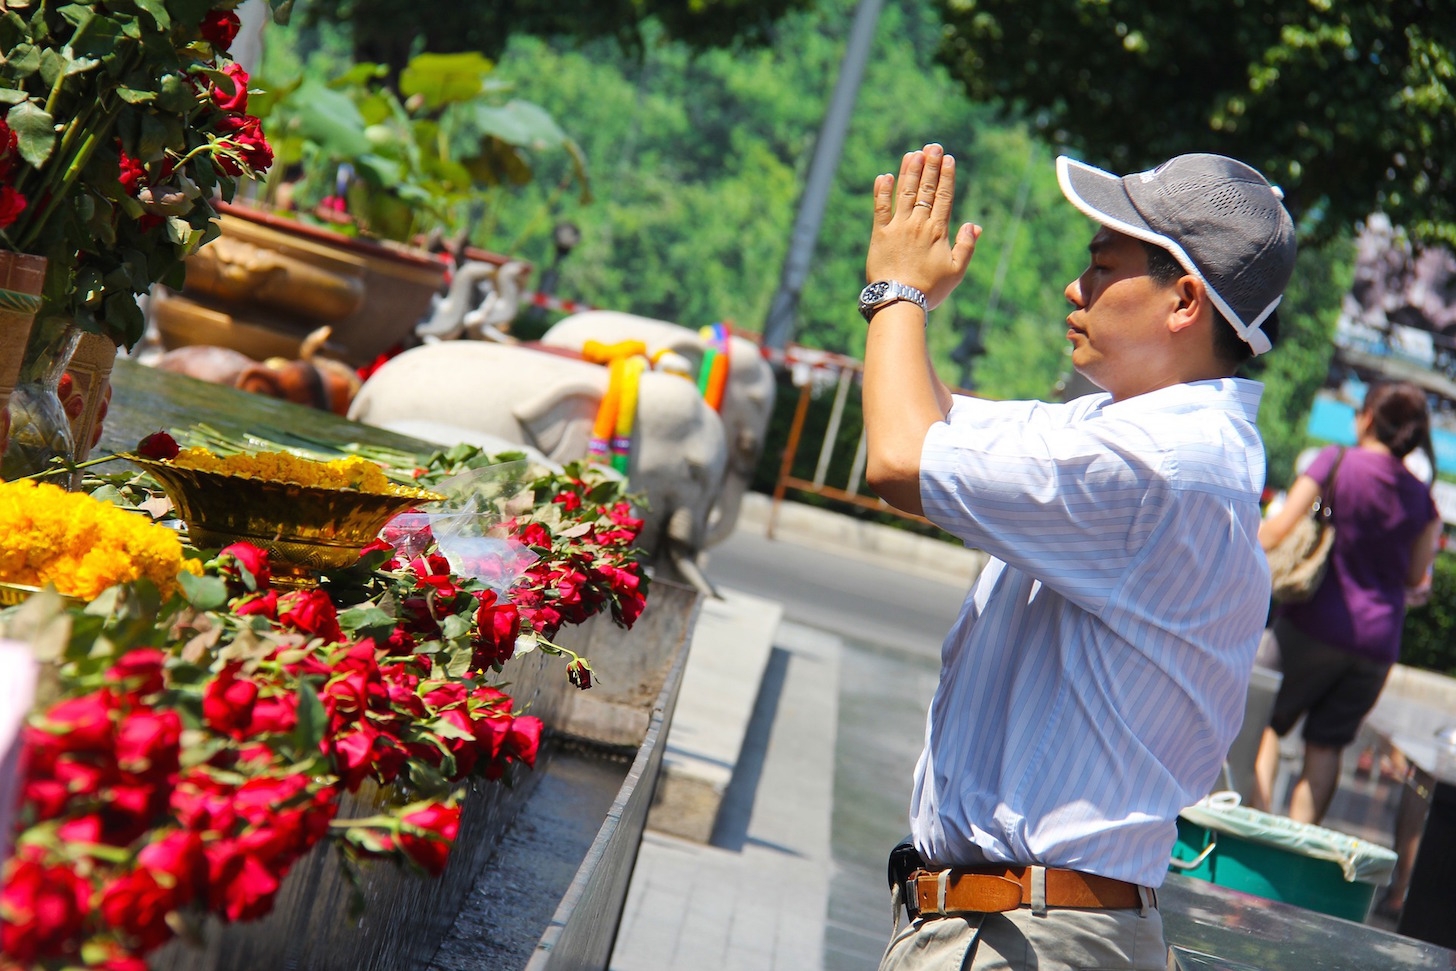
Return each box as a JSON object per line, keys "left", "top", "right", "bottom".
{"left": 859, "top": 281, "right": 928, "bottom": 322}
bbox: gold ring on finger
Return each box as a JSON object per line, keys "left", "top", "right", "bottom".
{"left": 914, "top": 200, "right": 934, "bottom": 209}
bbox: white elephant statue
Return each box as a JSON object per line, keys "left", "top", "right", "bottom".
{"left": 540, "top": 311, "right": 776, "bottom": 546}
{"left": 348, "top": 342, "right": 727, "bottom": 590}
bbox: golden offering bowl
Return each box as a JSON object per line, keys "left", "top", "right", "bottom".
{"left": 126, "top": 455, "right": 445, "bottom": 585}
{"left": 0, "top": 582, "right": 86, "bottom": 608}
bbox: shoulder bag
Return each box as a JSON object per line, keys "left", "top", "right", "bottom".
{"left": 1267, "top": 447, "right": 1347, "bottom": 604}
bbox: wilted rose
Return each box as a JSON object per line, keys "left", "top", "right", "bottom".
{"left": 136, "top": 431, "right": 180, "bottom": 460}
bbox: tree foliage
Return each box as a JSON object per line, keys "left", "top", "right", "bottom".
{"left": 933, "top": 0, "right": 1456, "bottom": 248}
{"left": 295, "top": 0, "right": 815, "bottom": 83}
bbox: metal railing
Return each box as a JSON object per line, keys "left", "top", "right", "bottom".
{"left": 762, "top": 344, "right": 955, "bottom": 537}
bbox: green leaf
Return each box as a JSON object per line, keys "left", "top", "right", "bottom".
{"left": 399, "top": 51, "right": 494, "bottom": 112}
{"left": 271, "top": 80, "right": 371, "bottom": 159}
{"left": 116, "top": 86, "right": 156, "bottom": 105}
{"left": 292, "top": 681, "right": 327, "bottom": 755}
{"left": 6, "top": 100, "right": 54, "bottom": 168}
{"left": 466, "top": 99, "right": 570, "bottom": 150}
{"left": 440, "top": 612, "right": 472, "bottom": 641}
{"left": 430, "top": 716, "right": 474, "bottom": 741}
{"left": 132, "top": 0, "right": 169, "bottom": 31}
{"left": 337, "top": 605, "right": 395, "bottom": 639}
{"left": 176, "top": 571, "right": 227, "bottom": 611}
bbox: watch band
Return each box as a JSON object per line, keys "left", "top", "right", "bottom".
{"left": 859, "top": 280, "right": 928, "bottom": 322}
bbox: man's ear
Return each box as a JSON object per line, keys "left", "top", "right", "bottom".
{"left": 1166, "top": 275, "right": 1208, "bottom": 336}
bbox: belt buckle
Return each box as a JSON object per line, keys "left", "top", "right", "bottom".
{"left": 903, "top": 876, "right": 923, "bottom": 918}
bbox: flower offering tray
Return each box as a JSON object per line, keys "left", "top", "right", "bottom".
{"left": 126, "top": 455, "right": 444, "bottom": 583}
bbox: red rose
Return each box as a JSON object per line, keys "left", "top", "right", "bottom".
{"left": 136, "top": 430, "right": 180, "bottom": 460}
{"left": 115, "top": 708, "right": 182, "bottom": 780}
{"left": 42, "top": 691, "right": 116, "bottom": 749}
{"left": 397, "top": 802, "right": 461, "bottom": 876}
{"left": 0, "top": 185, "right": 27, "bottom": 230}
{"left": 215, "top": 114, "right": 273, "bottom": 175}
{"left": 472, "top": 590, "right": 521, "bottom": 669}
{"left": 204, "top": 840, "right": 281, "bottom": 922}
{"left": 100, "top": 868, "right": 176, "bottom": 950}
{"left": 211, "top": 62, "right": 249, "bottom": 114}
{"left": 517, "top": 522, "right": 552, "bottom": 550}
{"left": 107, "top": 649, "right": 167, "bottom": 700}
{"left": 246, "top": 693, "right": 298, "bottom": 735}
{"left": 553, "top": 490, "right": 582, "bottom": 512}
{"left": 332, "top": 723, "right": 379, "bottom": 791}
{"left": 215, "top": 541, "right": 271, "bottom": 591}
{"left": 232, "top": 589, "right": 279, "bottom": 619}
{"left": 117, "top": 150, "right": 146, "bottom": 196}
{"left": 199, "top": 8, "right": 241, "bottom": 50}
{"left": 278, "top": 588, "right": 343, "bottom": 643}
{"left": 137, "top": 829, "right": 205, "bottom": 898}
{"left": 202, "top": 663, "right": 259, "bottom": 739}
{"left": 505, "top": 715, "right": 542, "bottom": 767}
{"left": 0, "top": 857, "right": 90, "bottom": 961}
{"left": 0, "top": 117, "right": 18, "bottom": 179}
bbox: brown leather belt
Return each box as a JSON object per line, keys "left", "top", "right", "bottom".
{"left": 906, "top": 866, "right": 1144, "bottom": 916}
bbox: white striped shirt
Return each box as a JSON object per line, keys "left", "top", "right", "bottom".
{"left": 910, "top": 378, "right": 1268, "bottom": 888}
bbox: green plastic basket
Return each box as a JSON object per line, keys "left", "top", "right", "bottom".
{"left": 1170, "top": 805, "right": 1396, "bottom": 923}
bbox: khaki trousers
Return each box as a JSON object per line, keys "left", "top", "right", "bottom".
{"left": 879, "top": 904, "right": 1169, "bottom": 971}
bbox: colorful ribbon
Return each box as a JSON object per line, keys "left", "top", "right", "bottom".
{"left": 587, "top": 348, "right": 647, "bottom": 475}
{"left": 697, "top": 322, "right": 731, "bottom": 412}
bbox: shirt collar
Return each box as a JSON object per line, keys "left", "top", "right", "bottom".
{"left": 1096, "top": 377, "right": 1262, "bottom": 423}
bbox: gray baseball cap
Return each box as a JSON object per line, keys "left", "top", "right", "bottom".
{"left": 1056, "top": 153, "right": 1297, "bottom": 356}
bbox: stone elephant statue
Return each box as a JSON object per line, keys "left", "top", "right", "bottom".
{"left": 540, "top": 311, "right": 775, "bottom": 547}
{"left": 348, "top": 342, "right": 727, "bottom": 591}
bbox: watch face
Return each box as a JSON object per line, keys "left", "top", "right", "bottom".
{"left": 860, "top": 282, "right": 889, "bottom": 305}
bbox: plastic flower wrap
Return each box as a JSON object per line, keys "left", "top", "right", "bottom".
{"left": 413, "top": 460, "right": 542, "bottom": 594}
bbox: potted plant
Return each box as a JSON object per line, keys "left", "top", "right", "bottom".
{"left": 156, "top": 50, "right": 588, "bottom": 369}
{"left": 0, "top": 0, "right": 279, "bottom": 477}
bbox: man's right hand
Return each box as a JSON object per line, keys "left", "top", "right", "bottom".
{"left": 865, "top": 143, "right": 980, "bottom": 311}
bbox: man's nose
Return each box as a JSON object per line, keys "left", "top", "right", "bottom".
{"left": 1064, "top": 277, "right": 1084, "bottom": 308}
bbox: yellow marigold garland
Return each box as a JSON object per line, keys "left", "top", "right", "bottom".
{"left": 171, "top": 448, "right": 416, "bottom": 495}
{"left": 0, "top": 479, "right": 199, "bottom": 599}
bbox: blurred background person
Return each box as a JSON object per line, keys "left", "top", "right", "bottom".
{"left": 1250, "top": 381, "right": 1442, "bottom": 825}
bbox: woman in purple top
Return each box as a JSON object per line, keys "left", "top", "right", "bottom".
{"left": 1250, "top": 381, "right": 1442, "bottom": 826}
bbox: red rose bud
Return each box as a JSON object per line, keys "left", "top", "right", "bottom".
{"left": 566, "top": 657, "right": 593, "bottom": 691}
{"left": 397, "top": 802, "right": 461, "bottom": 876}
{"left": 506, "top": 715, "right": 542, "bottom": 767}
{"left": 202, "top": 663, "right": 259, "bottom": 739}
{"left": 278, "top": 588, "right": 344, "bottom": 643}
{"left": 199, "top": 8, "right": 241, "bottom": 50}
{"left": 216, "top": 541, "right": 271, "bottom": 592}
{"left": 107, "top": 648, "right": 167, "bottom": 700}
{"left": 136, "top": 430, "right": 180, "bottom": 460}
{"left": 211, "top": 62, "right": 250, "bottom": 114}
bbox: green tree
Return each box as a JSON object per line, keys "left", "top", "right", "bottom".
{"left": 295, "top": 0, "right": 815, "bottom": 84}
{"left": 934, "top": 0, "right": 1456, "bottom": 248}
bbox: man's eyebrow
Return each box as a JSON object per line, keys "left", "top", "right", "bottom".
{"left": 1088, "top": 238, "right": 1112, "bottom": 255}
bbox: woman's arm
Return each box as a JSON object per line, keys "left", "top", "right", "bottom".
{"left": 1258, "top": 475, "right": 1321, "bottom": 551}
{"left": 1406, "top": 516, "right": 1443, "bottom": 589}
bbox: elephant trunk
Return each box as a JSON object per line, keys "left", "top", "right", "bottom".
{"left": 662, "top": 505, "right": 720, "bottom": 599}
